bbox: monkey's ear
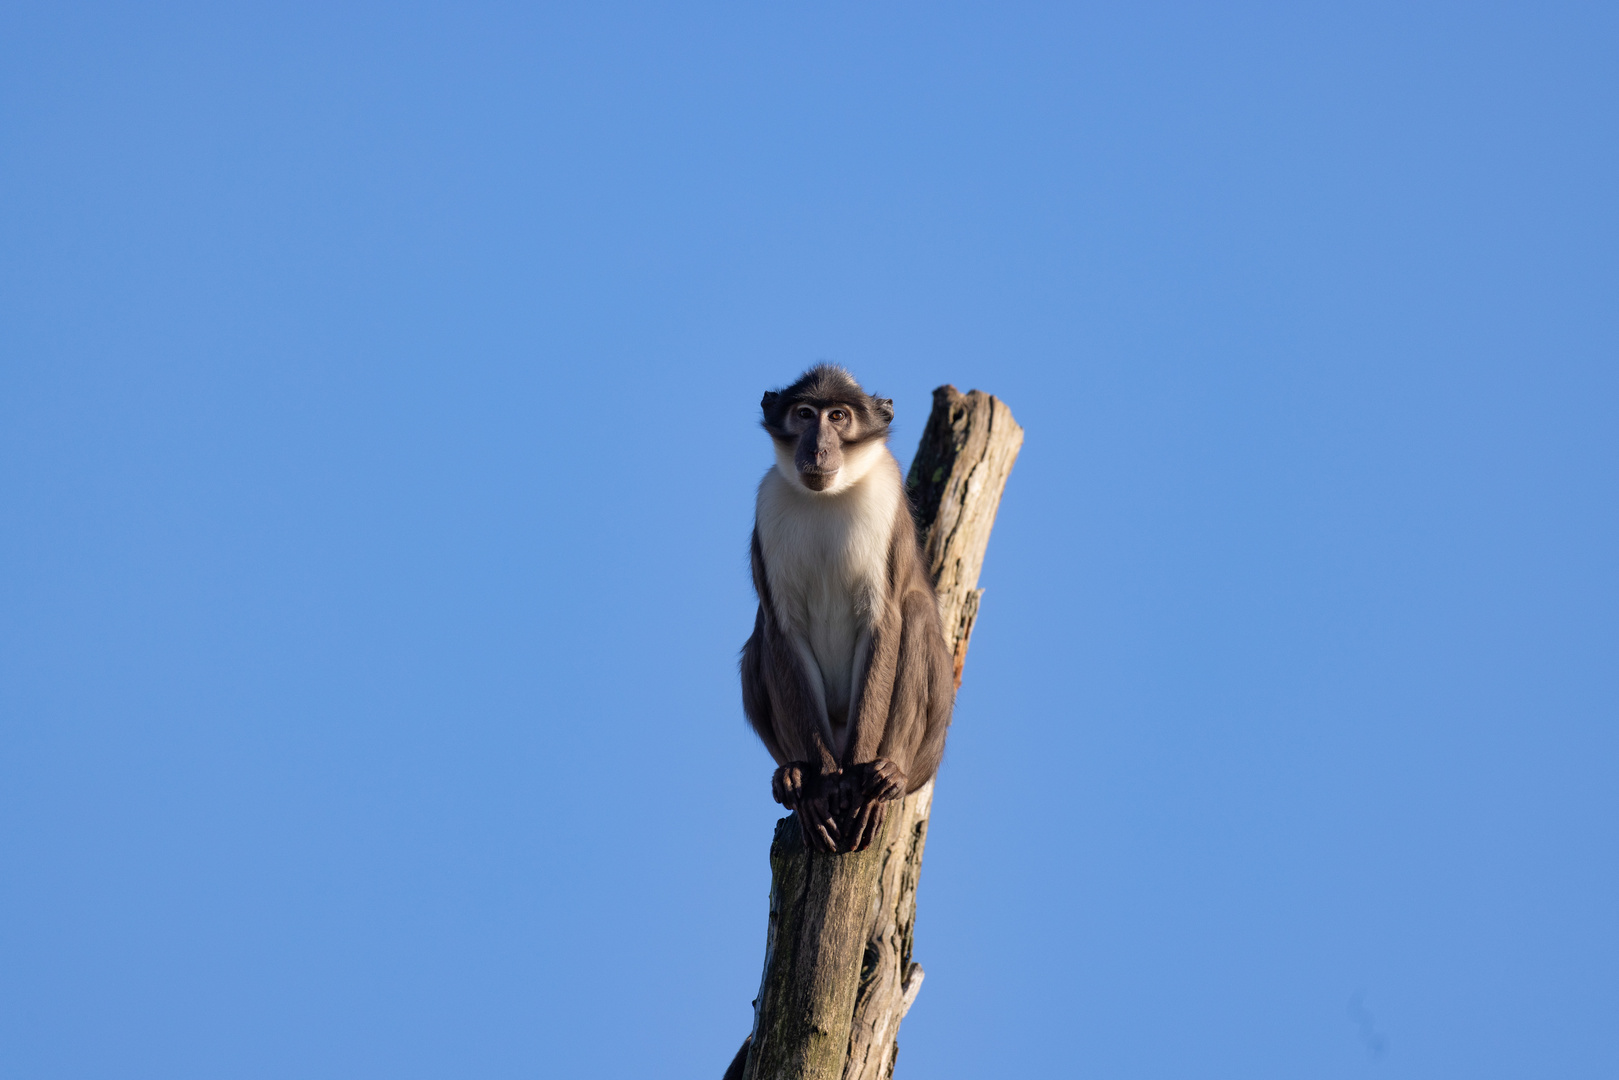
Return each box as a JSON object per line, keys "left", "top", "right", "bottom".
{"left": 874, "top": 397, "right": 895, "bottom": 423}
{"left": 761, "top": 391, "right": 780, "bottom": 411}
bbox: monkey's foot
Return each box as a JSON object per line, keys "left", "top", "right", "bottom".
{"left": 795, "top": 792, "right": 843, "bottom": 853}
{"left": 809, "top": 766, "right": 899, "bottom": 853}
{"left": 775, "top": 765, "right": 845, "bottom": 852}
{"left": 776, "top": 766, "right": 900, "bottom": 853}
{"left": 839, "top": 797, "right": 887, "bottom": 853}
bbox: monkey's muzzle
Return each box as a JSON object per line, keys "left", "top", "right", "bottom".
{"left": 798, "top": 469, "right": 837, "bottom": 491}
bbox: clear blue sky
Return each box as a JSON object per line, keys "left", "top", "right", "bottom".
{"left": 3, "top": 3, "right": 1615, "bottom": 1077}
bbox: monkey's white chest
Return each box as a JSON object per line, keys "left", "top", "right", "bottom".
{"left": 755, "top": 464, "right": 901, "bottom": 744}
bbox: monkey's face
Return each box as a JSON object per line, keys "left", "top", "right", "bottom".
{"left": 760, "top": 367, "right": 894, "bottom": 495}
{"left": 781, "top": 403, "right": 856, "bottom": 491}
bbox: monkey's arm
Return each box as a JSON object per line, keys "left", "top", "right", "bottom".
{"left": 746, "top": 614, "right": 844, "bottom": 851}
{"left": 761, "top": 619, "right": 849, "bottom": 851}
{"left": 748, "top": 530, "right": 844, "bottom": 852}
{"left": 877, "top": 586, "right": 954, "bottom": 793}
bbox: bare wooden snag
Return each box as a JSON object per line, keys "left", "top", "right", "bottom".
{"left": 732, "top": 385, "right": 1023, "bottom": 1080}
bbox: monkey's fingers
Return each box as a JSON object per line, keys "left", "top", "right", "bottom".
{"left": 862, "top": 759, "right": 909, "bottom": 802}
{"left": 772, "top": 763, "right": 810, "bottom": 807}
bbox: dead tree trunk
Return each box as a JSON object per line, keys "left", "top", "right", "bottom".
{"left": 736, "top": 386, "right": 1023, "bottom": 1080}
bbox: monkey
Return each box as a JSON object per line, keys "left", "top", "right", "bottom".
{"left": 740, "top": 365, "right": 955, "bottom": 854}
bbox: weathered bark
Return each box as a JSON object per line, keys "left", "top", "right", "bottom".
{"left": 739, "top": 386, "right": 1023, "bottom": 1080}
{"left": 907, "top": 386, "right": 1026, "bottom": 692}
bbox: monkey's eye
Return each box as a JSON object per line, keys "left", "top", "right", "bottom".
{"left": 797, "top": 407, "right": 815, "bottom": 420}
{"left": 829, "top": 409, "right": 846, "bottom": 422}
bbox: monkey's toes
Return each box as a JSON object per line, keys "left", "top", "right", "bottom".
{"left": 796, "top": 797, "right": 841, "bottom": 853}
{"left": 845, "top": 799, "right": 886, "bottom": 852}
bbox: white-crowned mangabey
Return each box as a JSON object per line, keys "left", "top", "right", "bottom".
{"left": 740, "top": 365, "right": 954, "bottom": 854}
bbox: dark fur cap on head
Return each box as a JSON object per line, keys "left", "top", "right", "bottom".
{"left": 760, "top": 364, "right": 895, "bottom": 437}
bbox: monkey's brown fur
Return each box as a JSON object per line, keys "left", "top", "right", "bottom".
{"left": 740, "top": 366, "right": 954, "bottom": 853}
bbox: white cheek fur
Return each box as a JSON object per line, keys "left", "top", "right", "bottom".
{"left": 771, "top": 441, "right": 798, "bottom": 487}
{"left": 772, "top": 437, "right": 888, "bottom": 496}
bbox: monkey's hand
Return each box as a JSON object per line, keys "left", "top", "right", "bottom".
{"left": 856, "top": 758, "right": 908, "bottom": 803}
{"left": 771, "top": 762, "right": 813, "bottom": 808}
